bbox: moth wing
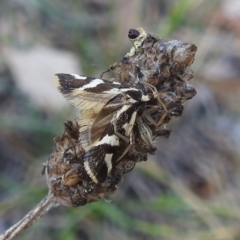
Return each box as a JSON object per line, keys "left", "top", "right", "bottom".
{"left": 90, "top": 94, "right": 125, "bottom": 143}
{"left": 54, "top": 73, "right": 122, "bottom": 147}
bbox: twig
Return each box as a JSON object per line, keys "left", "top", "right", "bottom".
{"left": 0, "top": 193, "right": 57, "bottom": 240}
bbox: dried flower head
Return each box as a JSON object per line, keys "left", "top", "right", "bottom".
{"left": 43, "top": 28, "right": 197, "bottom": 207}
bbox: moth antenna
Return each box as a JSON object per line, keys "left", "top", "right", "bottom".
{"left": 100, "top": 63, "right": 118, "bottom": 78}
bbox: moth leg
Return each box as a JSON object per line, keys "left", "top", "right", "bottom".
{"left": 112, "top": 109, "right": 137, "bottom": 143}
{"left": 113, "top": 120, "right": 130, "bottom": 143}
{"left": 125, "top": 111, "right": 137, "bottom": 136}
{"left": 142, "top": 105, "right": 161, "bottom": 126}
{"left": 143, "top": 102, "right": 167, "bottom": 126}
{"left": 100, "top": 63, "right": 118, "bottom": 78}
{"left": 156, "top": 97, "right": 168, "bottom": 126}
{"left": 116, "top": 130, "right": 135, "bottom": 163}
{"left": 143, "top": 82, "right": 168, "bottom": 126}
{"left": 115, "top": 110, "right": 138, "bottom": 162}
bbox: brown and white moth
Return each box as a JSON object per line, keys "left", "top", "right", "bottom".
{"left": 54, "top": 73, "right": 162, "bottom": 184}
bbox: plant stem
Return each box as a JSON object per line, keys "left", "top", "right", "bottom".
{"left": 0, "top": 193, "right": 57, "bottom": 240}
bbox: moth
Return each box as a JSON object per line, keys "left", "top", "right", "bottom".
{"left": 55, "top": 28, "right": 168, "bottom": 184}
{"left": 55, "top": 73, "right": 165, "bottom": 184}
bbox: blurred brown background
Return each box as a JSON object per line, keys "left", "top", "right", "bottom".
{"left": 1, "top": 0, "right": 240, "bottom": 239}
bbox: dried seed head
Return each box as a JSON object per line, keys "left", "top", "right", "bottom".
{"left": 44, "top": 28, "right": 197, "bottom": 207}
